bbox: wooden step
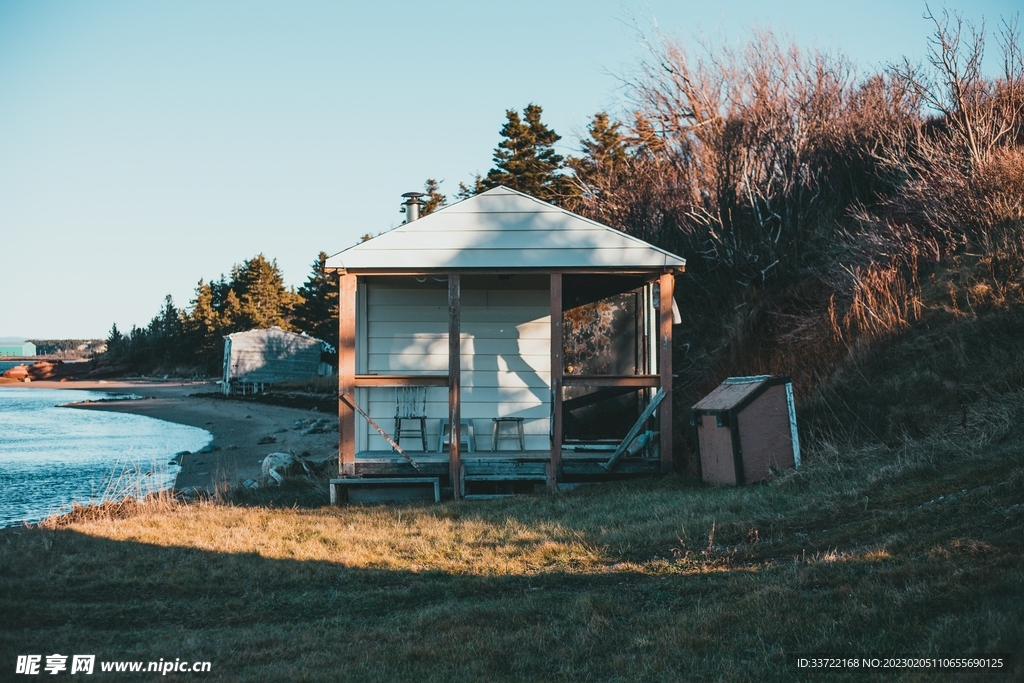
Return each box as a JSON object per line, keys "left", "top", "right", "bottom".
{"left": 330, "top": 477, "right": 440, "bottom": 504}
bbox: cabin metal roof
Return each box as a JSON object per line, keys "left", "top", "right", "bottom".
{"left": 325, "top": 186, "right": 686, "bottom": 272}
{"left": 223, "top": 326, "right": 325, "bottom": 348}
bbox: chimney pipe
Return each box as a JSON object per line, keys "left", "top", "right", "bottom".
{"left": 401, "top": 192, "right": 426, "bottom": 223}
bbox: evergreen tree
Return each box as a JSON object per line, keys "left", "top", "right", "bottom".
{"left": 185, "top": 280, "right": 223, "bottom": 368}
{"left": 98, "top": 253, "right": 309, "bottom": 376}
{"left": 188, "top": 280, "right": 217, "bottom": 334}
{"left": 219, "top": 289, "right": 243, "bottom": 332}
{"left": 106, "top": 323, "right": 124, "bottom": 361}
{"left": 149, "top": 295, "right": 184, "bottom": 341}
{"left": 421, "top": 178, "right": 447, "bottom": 216}
{"left": 456, "top": 174, "right": 484, "bottom": 201}
{"left": 230, "top": 254, "right": 299, "bottom": 330}
{"left": 293, "top": 251, "right": 339, "bottom": 350}
{"left": 475, "top": 104, "right": 576, "bottom": 203}
{"left": 569, "top": 112, "right": 628, "bottom": 178}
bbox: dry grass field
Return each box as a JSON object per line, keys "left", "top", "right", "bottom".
{"left": 2, "top": 442, "right": 1021, "bottom": 680}
{"left": 2, "top": 310, "right": 1023, "bottom": 682}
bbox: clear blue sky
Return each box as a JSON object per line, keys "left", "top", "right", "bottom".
{"left": 0, "top": 0, "right": 1017, "bottom": 339}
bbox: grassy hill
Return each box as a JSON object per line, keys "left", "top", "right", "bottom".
{"left": 2, "top": 307, "right": 1023, "bottom": 681}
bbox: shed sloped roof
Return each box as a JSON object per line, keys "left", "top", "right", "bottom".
{"left": 692, "top": 376, "right": 773, "bottom": 412}
{"left": 224, "top": 326, "right": 323, "bottom": 347}
{"left": 325, "top": 186, "right": 686, "bottom": 271}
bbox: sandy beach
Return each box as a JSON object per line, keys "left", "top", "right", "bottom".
{"left": 13, "top": 380, "right": 338, "bottom": 492}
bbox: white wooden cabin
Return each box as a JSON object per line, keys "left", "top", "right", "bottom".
{"left": 325, "top": 187, "right": 685, "bottom": 500}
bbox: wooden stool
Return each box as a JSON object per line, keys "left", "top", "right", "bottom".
{"left": 491, "top": 417, "right": 525, "bottom": 451}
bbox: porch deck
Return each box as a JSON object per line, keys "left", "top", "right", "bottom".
{"left": 349, "top": 450, "right": 661, "bottom": 480}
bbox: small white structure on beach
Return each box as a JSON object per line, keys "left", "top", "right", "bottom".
{"left": 222, "top": 327, "right": 328, "bottom": 395}
{"left": 325, "top": 186, "right": 686, "bottom": 499}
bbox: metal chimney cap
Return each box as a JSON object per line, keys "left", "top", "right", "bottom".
{"left": 402, "top": 191, "right": 426, "bottom": 199}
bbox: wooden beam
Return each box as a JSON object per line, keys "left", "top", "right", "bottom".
{"left": 448, "top": 273, "right": 462, "bottom": 500}
{"left": 339, "top": 392, "right": 421, "bottom": 472}
{"left": 354, "top": 375, "right": 448, "bottom": 387}
{"left": 561, "top": 386, "right": 638, "bottom": 412}
{"left": 549, "top": 273, "right": 563, "bottom": 492}
{"left": 338, "top": 273, "right": 357, "bottom": 476}
{"left": 659, "top": 272, "right": 675, "bottom": 473}
{"left": 562, "top": 375, "right": 661, "bottom": 388}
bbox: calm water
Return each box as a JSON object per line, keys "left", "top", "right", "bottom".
{"left": 0, "top": 388, "right": 211, "bottom": 527}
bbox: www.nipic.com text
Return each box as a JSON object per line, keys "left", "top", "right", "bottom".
{"left": 15, "top": 655, "right": 211, "bottom": 675}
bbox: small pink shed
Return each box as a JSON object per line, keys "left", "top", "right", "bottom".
{"left": 690, "top": 375, "right": 800, "bottom": 485}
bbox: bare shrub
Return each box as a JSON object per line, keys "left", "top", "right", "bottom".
{"left": 569, "top": 12, "right": 1023, "bottom": 421}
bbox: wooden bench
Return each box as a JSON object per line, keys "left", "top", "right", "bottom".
{"left": 330, "top": 477, "right": 440, "bottom": 504}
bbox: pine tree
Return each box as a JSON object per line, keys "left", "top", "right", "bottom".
{"left": 219, "top": 289, "right": 243, "bottom": 332}
{"left": 421, "top": 179, "right": 447, "bottom": 216}
{"left": 293, "top": 252, "right": 339, "bottom": 350}
{"left": 476, "top": 104, "right": 576, "bottom": 203}
{"left": 106, "top": 323, "right": 124, "bottom": 361}
{"left": 185, "top": 280, "right": 223, "bottom": 369}
{"left": 456, "top": 174, "right": 485, "bottom": 201}
{"left": 570, "top": 112, "right": 628, "bottom": 178}
{"left": 230, "top": 254, "right": 299, "bottom": 330}
{"left": 149, "top": 295, "right": 183, "bottom": 341}
{"left": 188, "top": 280, "right": 217, "bottom": 334}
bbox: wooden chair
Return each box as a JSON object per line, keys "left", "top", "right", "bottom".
{"left": 395, "top": 387, "right": 428, "bottom": 451}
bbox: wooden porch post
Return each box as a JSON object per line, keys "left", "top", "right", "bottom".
{"left": 658, "top": 272, "right": 675, "bottom": 473}
{"left": 448, "top": 273, "right": 462, "bottom": 500}
{"left": 549, "top": 273, "right": 563, "bottom": 492}
{"left": 338, "top": 273, "right": 357, "bottom": 476}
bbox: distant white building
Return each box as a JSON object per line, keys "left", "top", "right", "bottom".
{"left": 222, "top": 327, "right": 330, "bottom": 395}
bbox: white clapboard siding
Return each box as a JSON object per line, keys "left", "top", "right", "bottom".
{"left": 367, "top": 353, "right": 551, "bottom": 374}
{"left": 368, "top": 321, "right": 549, "bottom": 338}
{"left": 371, "top": 336, "right": 549, "bottom": 357}
{"left": 369, "top": 306, "right": 547, "bottom": 324}
{"left": 361, "top": 280, "right": 551, "bottom": 451}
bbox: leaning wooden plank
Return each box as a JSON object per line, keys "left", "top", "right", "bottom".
{"left": 339, "top": 392, "right": 422, "bottom": 472}
{"left": 603, "top": 389, "right": 665, "bottom": 472}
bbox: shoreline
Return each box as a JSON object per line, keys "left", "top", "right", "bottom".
{"left": 7, "top": 380, "right": 338, "bottom": 493}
